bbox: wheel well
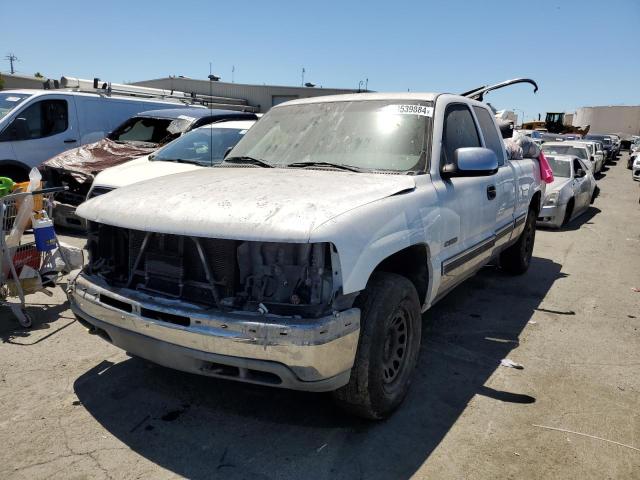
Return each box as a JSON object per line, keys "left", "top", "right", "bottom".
{"left": 0, "top": 161, "right": 30, "bottom": 182}
{"left": 372, "top": 245, "right": 429, "bottom": 306}
{"left": 531, "top": 191, "right": 542, "bottom": 215}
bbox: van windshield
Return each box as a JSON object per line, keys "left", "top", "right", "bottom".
{"left": 0, "top": 93, "right": 32, "bottom": 120}
{"left": 228, "top": 100, "right": 431, "bottom": 172}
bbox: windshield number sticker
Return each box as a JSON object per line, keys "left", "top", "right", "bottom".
{"left": 383, "top": 104, "right": 433, "bottom": 117}
{"left": 5, "top": 96, "right": 21, "bottom": 102}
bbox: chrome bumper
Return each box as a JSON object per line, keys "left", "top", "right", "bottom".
{"left": 536, "top": 204, "right": 564, "bottom": 228}
{"left": 70, "top": 274, "right": 360, "bottom": 392}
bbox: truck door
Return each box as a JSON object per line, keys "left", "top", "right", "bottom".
{"left": 472, "top": 106, "right": 515, "bottom": 249}
{"left": 9, "top": 94, "right": 79, "bottom": 168}
{"left": 433, "top": 102, "right": 499, "bottom": 293}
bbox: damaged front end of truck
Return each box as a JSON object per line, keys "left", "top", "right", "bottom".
{"left": 71, "top": 220, "right": 360, "bottom": 391}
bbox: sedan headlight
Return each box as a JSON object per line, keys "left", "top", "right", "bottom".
{"left": 543, "top": 192, "right": 559, "bottom": 207}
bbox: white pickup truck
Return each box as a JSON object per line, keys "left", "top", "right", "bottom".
{"left": 70, "top": 84, "right": 544, "bottom": 419}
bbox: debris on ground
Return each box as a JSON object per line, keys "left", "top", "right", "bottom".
{"left": 501, "top": 359, "right": 524, "bottom": 369}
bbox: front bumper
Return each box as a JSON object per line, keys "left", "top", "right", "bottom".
{"left": 536, "top": 203, "right": 565, "bottom": 228}
{"left": 70, "top": 273, "right": 360, "bottom": 392}
{"left": 53, "top": 201, "right": 87, "bottom": 231}
{"left": 633, "top": 167, "right": 640, "bottom": 182}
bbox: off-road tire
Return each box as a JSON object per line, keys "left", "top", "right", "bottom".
{"left": 500, "top": 206, "right": 536, "bottom": 275}
{"left": 332, "top": 272, "right": 422, "bottom": 420}
{"left": 591, "top": 185, "right": 600, "bottom": 204}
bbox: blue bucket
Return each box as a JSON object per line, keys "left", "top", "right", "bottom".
{"left": 33, "top": 217, "right": 57, "bottom": 252}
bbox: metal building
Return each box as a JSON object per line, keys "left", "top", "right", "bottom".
{"left": 0, "top": 72, "right": 45, "bottom": 90}
{"left": 572, "top": 106, "right": 640, "bottom": 138}
{"left": 131, "top": 77, "right": 363, "bottom": 113}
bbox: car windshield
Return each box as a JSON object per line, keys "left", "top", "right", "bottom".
{"left": 108, "top": 116, "right": 177, "bottom": 146}
{"left": 228, "top": 100, "right": 431, "bottom": 172}
{"left": 0, "top": 93, "right": 32, "bottom": 120}
{"left": 152, "top": 126, "right": 250, "bottom": 166}
{"left": 542, "top": 145, "right": 588, "bottom": 159}
{"left": 587, "top": 135, "right": 611, "bottom": 145}
{"left": 547, "top": 157, "right": 572, "bottom": 177}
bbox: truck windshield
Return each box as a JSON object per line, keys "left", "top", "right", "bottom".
{"left": 228, "top": 100, "right": 431, "bottom": 172}
{"left": 0, "top": 93, "right": 32, "bottom": 120}
{"left": 108, "top": 116, "right": 177, "bottom": 146}
{"left": 153, "top": 125, "right": 249, "bottom": 166}
{"left": 547, "top": 157, "right": 571, "bottom": 178}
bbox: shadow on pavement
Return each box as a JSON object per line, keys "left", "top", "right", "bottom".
{"left": 561, "top": 207, "right": 601, "bottom": 231}
{"left": 74, "top": 256, "right": 565, "bottom": 480}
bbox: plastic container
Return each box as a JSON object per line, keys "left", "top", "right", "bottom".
{"left": 0, "top": 177, "right": 15, "bottom": 197}
{"left": 13, "top": 181, "right": 43, "bottom": 210}
{"left": 33, "top": 216, "right": 57, "bottom": 252}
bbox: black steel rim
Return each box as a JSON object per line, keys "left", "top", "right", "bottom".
{"left": 382, "top": 307, "right": 409, "bottom": 387}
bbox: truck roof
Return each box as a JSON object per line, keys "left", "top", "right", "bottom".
{"left": 279, "top": 92, "right": 439, "bottom": 107}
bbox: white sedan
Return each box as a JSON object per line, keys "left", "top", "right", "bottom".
{"left": 632, "top": 156, "right": 640, "bottom": 182}
{"left": 541, "top": 142, "right": 601, "bottom": 173}
{"left": 537, "top": 155, "right": 597, "bottom": 228}
{"left": 87, "top": 120, "right": 256, "bottom": 198}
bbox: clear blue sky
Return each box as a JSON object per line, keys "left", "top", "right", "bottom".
{"left": 3, "top": 0, "right": 638, "bottom": 121}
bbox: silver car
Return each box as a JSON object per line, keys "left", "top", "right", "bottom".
{"left": 537, "top": 155, "right": 597, "bottom": 228}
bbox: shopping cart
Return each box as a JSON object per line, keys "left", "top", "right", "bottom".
{"left": 1, "top": 187, "right": 69, "bottom": 327}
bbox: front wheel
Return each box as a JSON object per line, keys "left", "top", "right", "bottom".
{"left": 500, "top": 207, "right": 536, "bottom": 275}
{"left": 332, "top": 272, "right": 422, "bottom": 420}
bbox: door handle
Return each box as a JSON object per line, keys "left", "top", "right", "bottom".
{"left": 64, "top": 139, "right": 77, "bottom": 143}
{"left": 487, "top": 185, "right": 497, "bottom": 200}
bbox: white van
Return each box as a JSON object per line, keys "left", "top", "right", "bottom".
{"left": 0, "top": 90, "right": 204, "bottom": 180}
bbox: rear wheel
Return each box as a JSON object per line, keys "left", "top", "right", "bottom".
{"left": 500, "top": 206, "right": 536, "bottom": 275}
{"left": 332, "top": 272, "right": 422, "bottom": 420}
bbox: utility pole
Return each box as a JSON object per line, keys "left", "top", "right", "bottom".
{"left": 5, "top": 53, "right": 18, "bottom": 74}
{"left": 232, "top": 65, "right": 235, "bottom": 83}
{"left": 301, "top": 67, "right": 305, "bottom": 87}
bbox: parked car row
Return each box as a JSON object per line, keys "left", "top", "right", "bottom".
{"left": 0, "top": 79, "right": 628, "bottom": 419}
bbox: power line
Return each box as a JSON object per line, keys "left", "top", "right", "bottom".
{"left": 5, "top": 53, "right": 19, "bottom": 74}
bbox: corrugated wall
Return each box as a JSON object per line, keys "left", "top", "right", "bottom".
{"left": 573, "top": 106, "right": 640, "bottom": 138}
{"left": 132, "top": 77, "right": 360, "bottom": 112}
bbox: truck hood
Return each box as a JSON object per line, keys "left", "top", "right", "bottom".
{"left": 77, "top": 167, "right": 416, "bottom": 242}
{"left": 93, "top": 156, "right": 202, "bottom": 189}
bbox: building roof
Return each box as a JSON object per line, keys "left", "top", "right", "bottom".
{"left": 135, "top": 77, "right": 361, "bottom": 93}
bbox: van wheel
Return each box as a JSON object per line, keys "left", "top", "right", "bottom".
{"left": 0, "top": 165, "right": 29, "bottom": 182}
{"left": 500, "top": 207, "right": 536, "bottom": 275}
{"left": 591, "top": 185, "right": 600, "bottom": 204}
{"left": 332, "top": 272, "right": 421, "bottom": 420}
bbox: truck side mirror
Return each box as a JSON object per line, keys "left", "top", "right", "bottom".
{"left": 224, "top": 146, "right": 233, "bottom": 159}
{"left": 442, "top": 147, "right": 498, "bottom": 178}
{"left": 10, "top": 117, "right": 30, "bottom": 141}
{"left": 575, "top": 168, "right": 586, "bottom": 178}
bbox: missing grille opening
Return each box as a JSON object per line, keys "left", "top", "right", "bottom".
{"left": 140, "top": 308, "right": 190, "bottom": 327}
{"left": 100, "top": 294, "right": 133, "bottom": 313}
